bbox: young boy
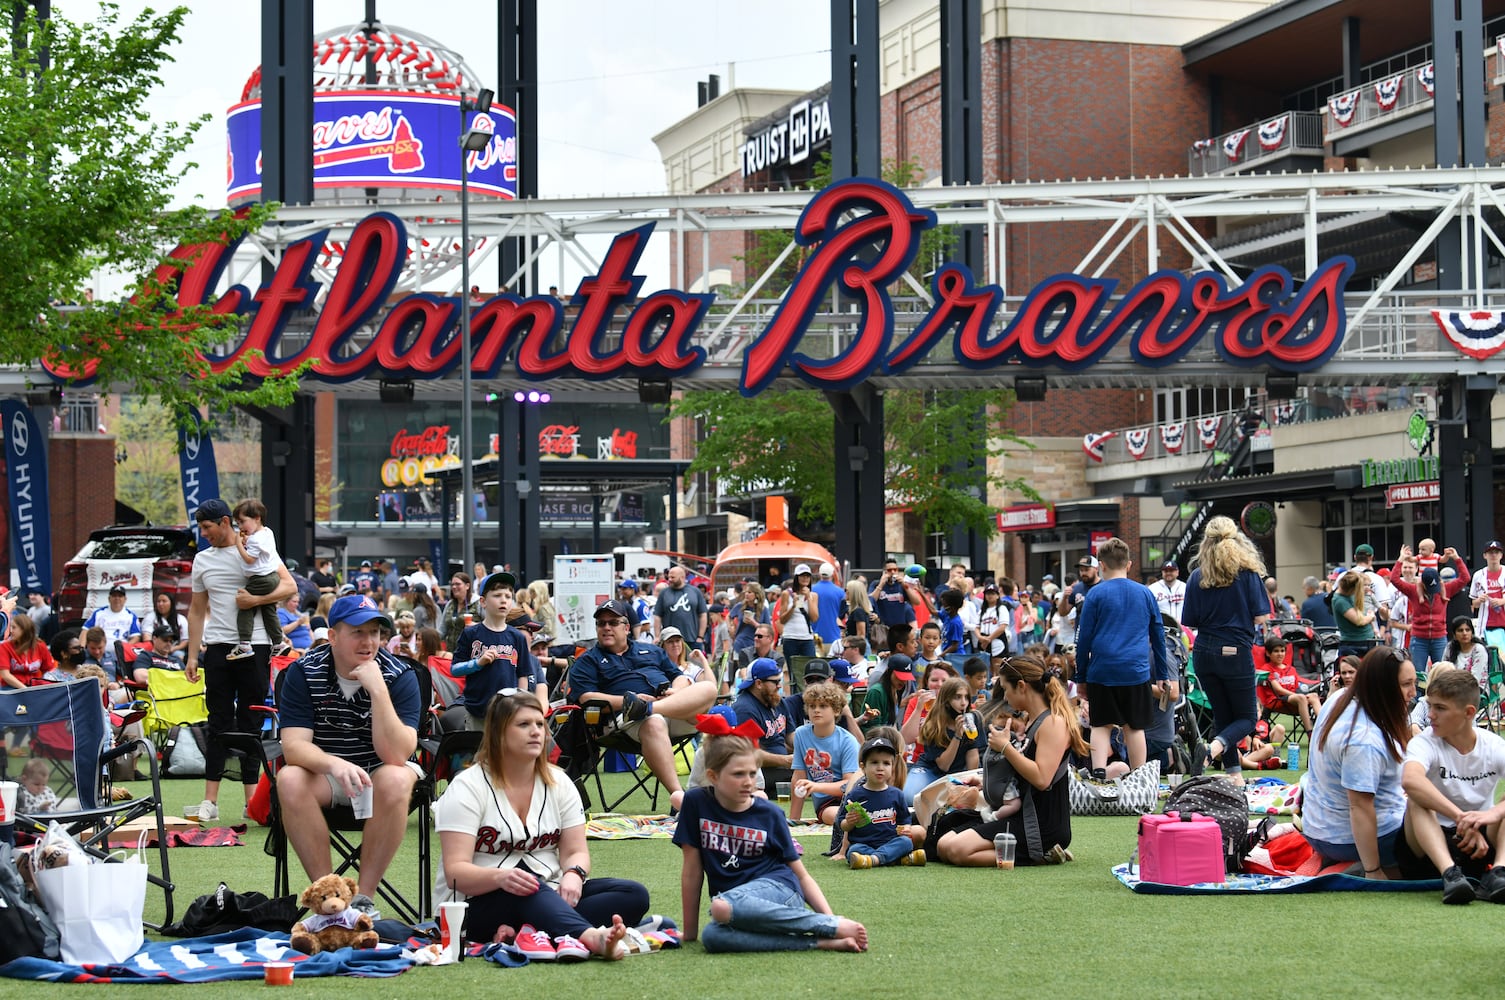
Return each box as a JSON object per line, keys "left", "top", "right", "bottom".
{"left": 229, "top": 498, "right": 283, "bottom": 660}
{"left": 1258, "top": 635, "right": 1321, "bottom": 735}
{"left": 1074, "top": 537, "right": 1172, "bottom": 779}
{"left": 936, "top": 589, "right": 967, "bottom": 659}
{"left": 843, "top": 736, "right": 926, "bottom": 868}
{"left": 915, "top": 621, "right": 945, "bottom": 671}
{"left": 1399, "top": 668, "right": 1505, "bottom": 903}
{"left": 790, "top": 681, "right": 860, "bottom": 824}
{"left": 452, "top": 571, "right": 542, "bottom": 727}
{"left": 963, "top": 655, "right": 990, "bottom": 709}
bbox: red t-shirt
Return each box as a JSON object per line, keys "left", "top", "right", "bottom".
{"left": 1257, "top": 660, "right": 1299, "bottom": 711}
{"left": 0, "top": 640, "right": 55, "bottom": 686}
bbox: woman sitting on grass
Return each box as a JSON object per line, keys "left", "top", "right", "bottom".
{"left": 928, "top": 651, "right": 1085, "bottom": 866}
{"left": 434, "top": 690, "right": 646, "bottom": 960}
{"left": 675, "top": 726, "right": 868, "bottom": 953}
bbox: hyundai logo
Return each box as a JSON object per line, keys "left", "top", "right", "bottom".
{"left": 9, "top": 411, "right": 28, "bottom": 457}
{"left": 184, "top": 433, "right": 200, "bottom": 461}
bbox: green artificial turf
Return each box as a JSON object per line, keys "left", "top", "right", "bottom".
{"left": 19, "top": 769, "right": 1505, "bottom": 999}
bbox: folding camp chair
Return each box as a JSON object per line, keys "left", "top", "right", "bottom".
{"left": 552, "top": 699, "right": 696, "bottom": 813}
{"left": 223, "top": 664, "right": 437, "bottom": 923}
{"left": 0, "top": 678, "right": 176, "bottom": 928}
{"left": 137, "top": 661, "right": 208, "bottom": 751}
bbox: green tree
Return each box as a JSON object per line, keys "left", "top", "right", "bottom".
{"left": 0, "top": 5, "right": 296, "bottom": 417}
{"left": 113, "top": 396, "right": 185, "bottom": 525}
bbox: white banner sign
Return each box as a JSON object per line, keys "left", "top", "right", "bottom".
{"left": 553, "top": 554, "right": 615, "bottom": 644}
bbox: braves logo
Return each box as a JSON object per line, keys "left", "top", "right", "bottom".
{"left": 722, "top": 854, "right": 740, "bottom": 870}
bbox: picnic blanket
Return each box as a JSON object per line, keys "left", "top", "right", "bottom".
{"left": 1244, "top": 778, "right": 1301, "bottom": 816}
{"left": 0, "top": 928, "right": 412, "bottom": 982}
{"left": 1112, "top": 863, "right": 1441, "bottom": 895}
{"left": 584, "top": 814, "right": 832, "bottom": 840}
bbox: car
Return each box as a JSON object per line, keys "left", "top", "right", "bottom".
{"left": 55, "top": 525, "right": 198, "bottom": 630}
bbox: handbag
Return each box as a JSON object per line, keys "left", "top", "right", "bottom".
{"left": 1068, "top": 760, "right": 1160, "bottom": 816}
{"left": 32, "top": 827, "right": 148, "bottom": 964}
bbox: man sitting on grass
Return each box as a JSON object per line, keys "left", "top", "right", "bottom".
{"left": 1398, "top": 667, "right": 1505, "bottom": 904}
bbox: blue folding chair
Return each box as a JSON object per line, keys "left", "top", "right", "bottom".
{"left": 0, "top": 678, "right": 176, "bottom": 928}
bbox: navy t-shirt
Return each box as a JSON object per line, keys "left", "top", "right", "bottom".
{"left": 845, "top": 781, "right": 910, "bottom": 847}
{"left": 1181, "top": 568, "right": 1268, "bottom": 651}
{"left": 914, "top": 728, "right": 984, "bottom": 775}
{"left": 732, "top": 690, "right": 792, "bottom": 757}
{"left": 871, "top": 580, "right": 916, "bottom": 626}
{"left": 671, "top": 787, "right": 801, "bottom": 896}
{"left": 454, "top": 621, "right": 538, "bottom": 717}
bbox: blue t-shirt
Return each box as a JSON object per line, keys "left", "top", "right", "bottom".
{"left": 566, "top": 641, "right": 681, "bottom": 702}
{"left": 454, "top": 621, "right": 538, "bottom": 718}
{"left": 938, "top": 610, "right": 967, "bottom": 654}
{"left": 1302, "top": 694, "right": 1406, "bottom": 845}
{"left": 1299, "top": 592, "right": 1337, "bottom": 629}
{"left": 791, "top": 724, "right": 859, "bottom": 809}
{"left": 1075, "top": 577, "right": 1172, "bottom": 687}
{"left": 811, "top": 580, "right": 846, "bottom": 643}
{"left": 871, "top": 580, "right": 916, "bottom": 625}
{"left": 671, "top": 787, "right": 801, "bottom": 896}
{"left": 732, "top": 690, "right": 792, "bottom": 757}
{"left": 277, "top": 608, "right": 312, "bottom": 649}
{"left": 1181, "top": 568, "right": 1268, "bottom": 652}
{"left": 845, "top": 780, "right": 910, "bottom": 847}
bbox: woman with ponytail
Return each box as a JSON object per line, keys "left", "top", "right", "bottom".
{"left": 927, "top": 650, "right": 1086, "bottom": 866}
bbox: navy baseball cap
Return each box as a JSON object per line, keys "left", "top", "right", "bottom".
{"left": 480, "top": 571, "right": 517, "bottom": 594}
{"left": 1486, "top": 540, "right": 1503, "bottom": 553}
{"left": 328, "top": 594, "right": 393, "bottom": 631}
{"left": 803, "top": 658, "right": 832, "bottom": 680}
{"left": 885, "top": 654, "right": 915, "bottom": 682}
{"left": 193, "top": 498, "right": 232, "bottom": 522}
{"left": 360, "top": 560, "right": 373, "bottom": 567}
{"left": 594, "top": 599, "right": 633, "bottom": 620}
{"left": 861, "top": 736, "right": 898, "bottom": 762}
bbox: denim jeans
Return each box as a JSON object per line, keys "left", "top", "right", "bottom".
{"left": 1194, "top": 645, "right": 1257, "bottom": 776}
{"left": 701, "top": 876, "right": 836, "bottom": 953}
{"left": 781, "top": 637, "right": 817, "bottom": 658}
{"left": 901, "top": 766, "right": 938, "bottom": 806}
{"left": 1408, "top": 636, "right": 1448, "bottom": 675}
{"left": 846, "top": 835, "right": 915, "bottom": 866}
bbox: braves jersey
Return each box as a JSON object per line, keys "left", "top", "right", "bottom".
{"left": 1148, "top": 579, "right": 1187, "bottom": 623}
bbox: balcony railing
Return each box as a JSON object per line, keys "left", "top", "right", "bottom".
{"left": 1322, "top": 62, "right": 1434, "bottom": 142}
{"left": 1188, "top": 112, "right": 1323, "bottom": 177}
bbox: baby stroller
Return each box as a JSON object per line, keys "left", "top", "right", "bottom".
{"left": 1161, "top": 616, "right": 1209, "bottom": 774}
{"left": 1271, "top": 618, "right": 1321, "bottom": 680}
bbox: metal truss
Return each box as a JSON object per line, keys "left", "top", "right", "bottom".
{"left": 174, "top": 166, "right": 1505, "bottom": 393}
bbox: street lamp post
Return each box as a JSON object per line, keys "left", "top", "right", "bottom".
{"left": 458, "top": 88, "right": 494, "bottom": 575}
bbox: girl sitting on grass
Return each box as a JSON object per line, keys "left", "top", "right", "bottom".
{"left": 674, "top": 724, "right": 868, "bottom": 953}
{"left": 901, "top": 677, "right": 981, "bottom": 804}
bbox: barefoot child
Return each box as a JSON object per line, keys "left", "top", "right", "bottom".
{"left": 675, "top": 727, "right": 869, "bottom": 953}
{"left": 843, "top": 736, "right": 926, "bottom": 869}
{"left": 790, "top": 682, "right": 859, "bottom": 825}
{"left": 229, "top": 499, "right": 283, "bottom": 660}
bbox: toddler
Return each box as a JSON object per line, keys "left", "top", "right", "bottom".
{"left": 230, "top": 498, "right": 283, "bottom": 660}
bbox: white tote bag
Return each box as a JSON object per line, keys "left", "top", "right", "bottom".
{"left": 33, "top": 853, "right": 147, "bottom": 964}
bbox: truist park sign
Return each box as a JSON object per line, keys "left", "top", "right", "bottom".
{"left": 44, "top": 178, "right": 1354, "bottom": 397}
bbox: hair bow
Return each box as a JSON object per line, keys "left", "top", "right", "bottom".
{"left": 695, "top": 713, "right": 765, "bottom": 739}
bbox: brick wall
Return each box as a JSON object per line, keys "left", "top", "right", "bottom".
{"left": 48, "top": 434, "right": 117, "bottom": 586}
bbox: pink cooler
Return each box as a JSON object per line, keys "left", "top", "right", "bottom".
{"left": 1138, "top": 811, "right": 1225, "bottom": 885}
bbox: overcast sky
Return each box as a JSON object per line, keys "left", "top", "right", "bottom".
{"left": 63, "top": 1, "right": 830, "bottom": 291}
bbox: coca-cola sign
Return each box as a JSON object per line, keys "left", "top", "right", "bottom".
{"left": 390, "top": 425, "right": 453, "bottom": 458}
{"left": 42, "top": 178, "right": 1355, "bottom": 396}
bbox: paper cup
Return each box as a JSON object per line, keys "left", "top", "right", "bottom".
{"left": 264, "top": 961, "right": 293, "bottom": 986}
{"left": 352, "top": 782, "right": 374, "bottom": 820}
{"left": 0, "top": 781, "right": 16, "bottom": 824}
{"left": 439, "top": 901, "right": 468, "bottom": 961}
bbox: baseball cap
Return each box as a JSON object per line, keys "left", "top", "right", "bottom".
{"left": 885, "top": 654, "right": 915, "bottom": 682}
{"left": 506, "top": 608, "right": 544, "bottom": 633}
{"left": 311, "top": 627, "right": 329, "bottom": 642}
{"left": 1163, "top": 560, "right": 1178, "bottom": 570}
{"left": 1487, "top": 540, "right": 1503, "bottom": 553}
{"left": 594, "top": 599, "right": 633, "bottom": 620}
{"left": 193, "top": 498, "right": 232, "bottom": 522}
{"left": 748, "top": 657, "right": 782, "bottom": 682}
{"left": 793, "top": 563, "right": 812, "bottom": 576}
{"left": 803, "top": 659, "right": 832, "bottom": 681}
{"left": 531, "top": 632, "right": 552, "bottom": 648}
{"left": 860, "top": 736, "right": 898, "bottom": 762}
{"left": 151, "top": 623, "right": 175, "bottom": 639}
{"left": 338, "top": 583, "right": 356, "bottom": 596}
{"left": 829, "top": 659, "right": 860, "bottom": 685}
{"left": 412, "top": 581, "right": 427, "bottom": 594}
{"left": 328, "top": 594, "right": 394, "bottom": 631}
{"left": 360, "top": 560, "right": 373, "bottom": 568}
{"left": 617, "top": 578, "right": 638, "bottom": 590}
{"left": 1354, "top": 543, "right": 1374, "bottom": 558}
{"left": 398, "top": 579, "right": 411, "bottom": 591}
{"left": 983, "top": 582, "right": 999, "bottom": 593}
{"left": 1042, "top": 574, "right": 1054, "bottom": 581}
{"left": 704, "top": 704, "right": 739, "bottom": 727}
{"left": 658, "top": 626, "right": 684, "bottom": 643}
{"left": 818, "top": 562, "right": 834, "bottom": 578}
{"left": 480, "top": 571, "right": 517, "bottom": 594}
{"left": 1078, "top": 555, "right": 1099, "bottom": 569}
{"left": 108, "top": 584, "right": 127, "bottom": 596}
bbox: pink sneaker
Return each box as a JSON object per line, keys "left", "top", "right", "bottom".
{"left": 515, "top": 924, "right": 557, "bottom": 961}
{"left": 552, "top": 933, "right": 590, "bottom": 961}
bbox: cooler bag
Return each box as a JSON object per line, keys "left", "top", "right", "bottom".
{"left": 1137, "top": 810, "right": 1225, "bottom": 885}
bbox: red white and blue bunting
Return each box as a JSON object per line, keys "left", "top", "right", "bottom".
{"left": 1417, "top": 62, "right": 1434, "bottom": 97}
{"left": 1327, "top": 89, "right": 1360, "bottom": 127}
{"left": 1083, "top": 431, "right": 1115, "bottom": 463}
{"left": 1257, "top": 114, "right": 1289, "bottom": 151}
{"left": 1159, "top": 422, "right": 1186, "bottom": 453}
{"left": 1375, "top": 73, "right": 1403, "bottom": 112}
{"left": 1432, "top": 309, "right": 1505, "bottom": 360}
{"left": 1192, "top": 138, "right": 1215, "bottom": 157}
{"left": 1222, "top": 128, "right": 1251, "bottom": 160}
{"left": 1197, "top": 416, "right": 1222, "bottom": 448}
{"left": 1272, "top": 402, "right": 1298, "bottom": 425}
{"left": 1125, "top": 428, "right": 1151, "bottom": 459}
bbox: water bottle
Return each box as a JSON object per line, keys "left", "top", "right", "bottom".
{"left": 1286, "top": 741, "right": 1300, "bottom": 770}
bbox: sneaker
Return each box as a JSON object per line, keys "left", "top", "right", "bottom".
{"left": 619, "top": 691, "right": 651, "bottom": 724}
{"left": 847, "top": 853, "right": 876, "bottom": 870}
{"left": 349, "top": 893, "right": 381, "bottom": 922}
{"left": 1089, "top": 767, "right": 1108, "bottom": 782}
{"left": 226, "top": 643, "right": 254, "bottom": 661}
{"left": 192, "top": 799, "right": 219, "bottom": 824}
{"left": 1442, "top": 865, "right": 1474, "bottom": 905}
{"left": 1478, "top": 866, "right": 1505, "bottom": 903}
{"left": 900, "top": 849, "right": 926, "bottom": 867}
{"left": 552, "top": 934, "right": 590, "bottom": 961}
{"left": 515, "top": 924, "right": 557, "bottom": 961}
{"left": 1043, "top": 844, "right": 1074, "bottom": 865}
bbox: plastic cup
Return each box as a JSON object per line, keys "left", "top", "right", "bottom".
{"left": 463, "top": 613, "right": 473, "bottom": 627}
{"left": 0, "top": 781, "right": 16, "bottom": 824}
{"left": 776, "top": 781, "right": 791, "bottom": 800}
{"left": 993, "top": 832, "right": 1016, "bottom": 870}
{"left": 351, "top": 782, "right": 374, "bottom": 820}
{"left": 439, "top": 901, "right": 468, "bottom": 961}
{"left": 962, "top": 713, "right": 979, "bottom": 740}
{"left": 264, "top": 962, "right": 293, "bottom": 986}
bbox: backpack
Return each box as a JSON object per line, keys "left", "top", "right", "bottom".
{"left": 163, "top": 723, "right": 209, "bottom": 776}
{"left": 1162, "top": 775, "right": 1252, "bottom": 874}
{"left": 0, "top": 842, "right": 60, "bottom": 963}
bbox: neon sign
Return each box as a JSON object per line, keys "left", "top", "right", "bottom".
{"left": 44, "top": 178, "right": 1355, "bottom": 396}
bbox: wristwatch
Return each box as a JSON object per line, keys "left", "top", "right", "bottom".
{"left": 565, "top": 864, "right": 589, "bottom": 882}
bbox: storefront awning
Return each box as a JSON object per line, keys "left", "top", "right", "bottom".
{"left": 1167, "top": 466, "right": 1362, "bottom": 504}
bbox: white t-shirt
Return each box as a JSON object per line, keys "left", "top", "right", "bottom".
{"left": 241, "top": 526, "right": 280, "bottom": 576}
{"left": 192, "top": 543, "right": 258, "bottom": 645}
{"left": 433, "top": 762, "right": 584, "bottom": 905}
{"left": 978, "top": 603, "right": 1008, "bottom": 656}
{"left": 1404, "top": 726, "right": 1505, "bottom": 826}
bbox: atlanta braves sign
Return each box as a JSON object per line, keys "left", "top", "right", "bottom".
{"left": 43, "top": 178, "right": 1354, "bottom": 396}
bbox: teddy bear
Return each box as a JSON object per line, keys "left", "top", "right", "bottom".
{"left": 288, "top": 875, "right": 380, "bottom": 955}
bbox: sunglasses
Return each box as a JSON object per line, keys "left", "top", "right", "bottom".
{"left": 597, "top": 618, "right": 628, "bottom": 628}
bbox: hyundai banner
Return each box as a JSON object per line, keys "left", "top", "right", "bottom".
{"left": 178, "top": 409, "right": 222, "bottom": 549}
{"left": 0, "top": 401, "right": 52, "bottom": 594}
{"left": 226, "top": 91, "right": 518, "bottom": 201}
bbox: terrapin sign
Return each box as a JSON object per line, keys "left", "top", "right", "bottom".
{"left": 42, "top": 178, "right": 1355, "bottom": 397}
